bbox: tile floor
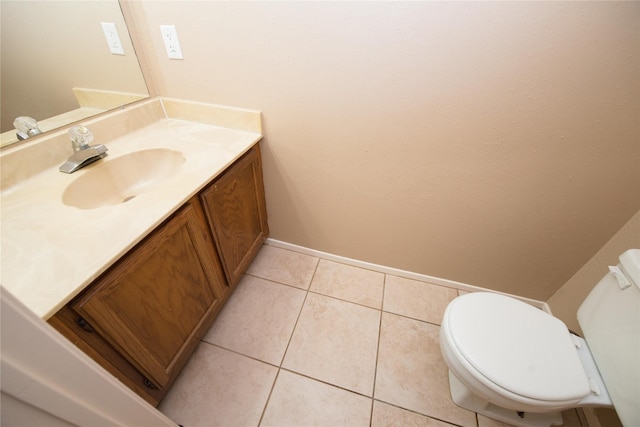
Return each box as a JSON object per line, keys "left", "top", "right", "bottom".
{"left": 159, "top": 244, "right": 584, "bottom": 427}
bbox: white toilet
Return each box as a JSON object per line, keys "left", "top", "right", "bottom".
{"left": 440, "top": 249, "right": 639, "bottom": 427}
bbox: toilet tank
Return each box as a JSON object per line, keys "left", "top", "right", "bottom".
{"left": 577, "top": 249, "right": 639, "bottom": 427}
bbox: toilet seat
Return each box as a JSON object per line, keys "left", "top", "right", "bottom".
{"left": 444, "top": 293, "right": 591, "bottom": 404}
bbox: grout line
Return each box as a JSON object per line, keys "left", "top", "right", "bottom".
{"left": 197, "top": 340, "right": 281, "bottom": 370}
{"left": 277, "top": 367, "right": 375, "bottom": 400}
{"left": 256, "top": 367, "right": 281, "bottom": 427}
{"left": 306, "top": 288, "right": 381, "bottom": 311}
{"left": 275, "top": 256, "right": 320, "bottom": 367}
{"left": 277, "top": 291, "right": 310, "bottom": 367}
{"left": 370, "top": 274, "right": 386, "bottom": 426}
{"left": 372, "top": 399, "right": 468, "bottom": 427}
{"left": 381, "top": 306, "right": 445, "bottom": 328}
{"left": 244, "top": 271, "right": 313, "bottom": 293}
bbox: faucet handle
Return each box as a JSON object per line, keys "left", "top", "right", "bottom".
{"left": 13, "top": 116, "right": 42, "bottom": 140}
{"left": 69, "top": 125, "right": 94, "bottom": 152}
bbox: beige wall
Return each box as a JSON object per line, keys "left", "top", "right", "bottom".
{"left": 127, "top": 1, "right": 639, "bottom": 301}
{"left": 1, "top": 1, "right": 147, "bottom": 132}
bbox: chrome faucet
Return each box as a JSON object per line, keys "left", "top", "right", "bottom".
{"left": 59, "top": 126, "right": 108, "bottom": 173}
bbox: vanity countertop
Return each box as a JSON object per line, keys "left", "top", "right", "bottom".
{"left": 1, "top": 98, "right": 262, "bottom": 319}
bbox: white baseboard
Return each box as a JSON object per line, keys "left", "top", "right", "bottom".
{"left": 265, "top": 238, "right": 547, "bottom": 310}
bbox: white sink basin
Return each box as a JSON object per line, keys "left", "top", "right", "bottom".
{"left": 62, "top": 148, "right": 185, "bottom": 209}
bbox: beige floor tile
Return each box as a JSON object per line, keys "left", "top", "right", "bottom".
{"left": 246, "top": 245, "right": 318, "bottom": 289}
{"left": 282, "top": 292, "right": 380, "bottom": 396}
{"left": 477, "top": 414, "right": 512, "bottom": 427}
{"left": 261, "top": 370, "right": 372, "bottom": 426}
{"left": 372, "top": 401, "right": 459, "bottom": 427}
{"left": 202, "top": 275, "right": 306, "bottom": 365}
{"left": 159, "top": 343, "right": 277, "bottom": 427}
{"left": 310, "top": 259, "right": 384, "bottom": 309}
{"left": 374, "top": 312, "right": 476, "bottom": 426}
{"left": 383, "top": 276, "right": 458, "bottom": 325}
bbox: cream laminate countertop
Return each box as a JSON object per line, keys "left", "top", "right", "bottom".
{"left": 1, "top": 98, "right": 262, "bottom": 319}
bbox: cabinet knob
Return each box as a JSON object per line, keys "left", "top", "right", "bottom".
{"left": 76, "top": 316, "right": 95, "bottom": 333}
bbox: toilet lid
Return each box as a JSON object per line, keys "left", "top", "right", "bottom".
{"left": 447, "top": 292, "right": 591, "bottom": 402}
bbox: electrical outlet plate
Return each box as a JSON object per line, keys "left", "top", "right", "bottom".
{"left": 101, "top": 22, "right": 125, "bottom": 55}
{"left": 160, "top": 25, "right": 184, "bottom": 60}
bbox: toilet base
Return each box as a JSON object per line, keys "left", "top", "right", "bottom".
{"left": 448, "top": 371, "right": 564, "bottom": 427}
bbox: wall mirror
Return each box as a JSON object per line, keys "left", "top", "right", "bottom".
{"left": 0, "top": 0, "right": 149, "bottom": 147}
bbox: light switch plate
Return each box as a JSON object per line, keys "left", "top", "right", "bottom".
{"left": 101, "top": 22, "right": 125, "bottom": 55}
{"left": 160, "top": 25, "right": 184, "bottom": 60}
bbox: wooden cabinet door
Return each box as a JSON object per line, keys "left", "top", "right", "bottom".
{"left": 200, "top": 144, "right": 269, "bottom": 287}
{"left": 72, "top": 200, "right": 225, "bottom": 388}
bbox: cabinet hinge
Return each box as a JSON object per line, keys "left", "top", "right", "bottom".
{"left": 75, "top": 316, "right": 95, "bottom": 333}
{"left": 143, "top": 377, "right": 158, "bottom": 389}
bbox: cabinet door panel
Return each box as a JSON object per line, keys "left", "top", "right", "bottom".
{"left": 201, "top": 145, "right": 268, "bottom": 287}
{"left": 73, "top": 202, "right": 222, "bottom": 387}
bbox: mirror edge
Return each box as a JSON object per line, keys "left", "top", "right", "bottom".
{"left": 119, "top": 0, "right": 159, "bottom": 98}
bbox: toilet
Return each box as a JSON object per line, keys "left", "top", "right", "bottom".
{"left": 440, "top": 249, "right": 639, "bottom": 427}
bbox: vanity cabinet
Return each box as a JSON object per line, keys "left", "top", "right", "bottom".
{"left": 200, "top": 143, "right": 269, "bottom": 288}
{"left": 48, "top": 144, "right": 268, "bottom": 406}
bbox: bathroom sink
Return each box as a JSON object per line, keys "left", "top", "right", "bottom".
{"left": 62, "top": 148, "right": 186, "bottom": 209}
